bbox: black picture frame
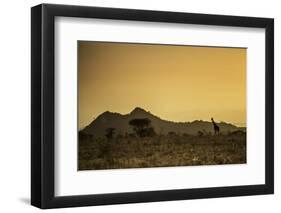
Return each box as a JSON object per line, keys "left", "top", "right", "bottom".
{"left": 31, "top": 3, "right": 274, "bottom": 209}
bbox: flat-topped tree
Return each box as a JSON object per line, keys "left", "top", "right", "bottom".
{"left": 129, "top": 118, "right": 155, "bottom": 137}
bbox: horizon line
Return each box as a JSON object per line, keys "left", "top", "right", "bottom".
{"left": 79, "top": 107, "right": 246, "bottom": 130}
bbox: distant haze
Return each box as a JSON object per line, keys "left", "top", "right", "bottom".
{"left": 82, "top": 107, "right": 245, "bottom": 138}
{"left": 78, "top": 41, "right": 246, "bottom": 129}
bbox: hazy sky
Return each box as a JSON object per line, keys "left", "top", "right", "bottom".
{"left": 78, "top": 41, "right": 246, "bottom": 129}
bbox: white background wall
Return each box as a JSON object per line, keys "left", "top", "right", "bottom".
{"left": 0, "top": 0, "right": 279, "bottom": 212}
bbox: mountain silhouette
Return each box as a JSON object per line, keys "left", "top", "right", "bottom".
{"left": 81, "top": 107, "right": 244, "bottom": 138}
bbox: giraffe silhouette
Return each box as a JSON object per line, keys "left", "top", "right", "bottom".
{"left": 211, "top": 117, "right": 220, "bottom": 135}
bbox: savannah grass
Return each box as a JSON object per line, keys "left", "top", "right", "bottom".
{"left": 78, "top": 133, "right": 246, "bottom": 170}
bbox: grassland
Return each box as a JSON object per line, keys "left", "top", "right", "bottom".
{"left": 78, "top": 132, "right": 246, "bottom": 170}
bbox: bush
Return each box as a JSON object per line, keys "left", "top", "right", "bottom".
{"left": 129, "top": 118, "right": 155, "bottom": 137}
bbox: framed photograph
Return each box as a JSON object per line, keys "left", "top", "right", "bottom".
{"left": 31, "top": 4, "right": 274, "bottom": 209}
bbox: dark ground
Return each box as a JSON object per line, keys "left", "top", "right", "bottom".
{"left": 78, "top": 133, "right": 246, "bottom": 170}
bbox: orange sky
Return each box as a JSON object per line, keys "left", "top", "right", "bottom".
{"left": 78, "top": 41, "right": 246, "bottom": 129}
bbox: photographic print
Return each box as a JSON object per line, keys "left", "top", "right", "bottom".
{"left": 78, "top": 41, "right": 247, "bottom": 171}
{"left": 31, "top": 4, "right": 274, "bottom": 208}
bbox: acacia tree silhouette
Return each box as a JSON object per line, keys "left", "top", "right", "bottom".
{"left": 129, "top": 118, "right": 155, "bottom": 137}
